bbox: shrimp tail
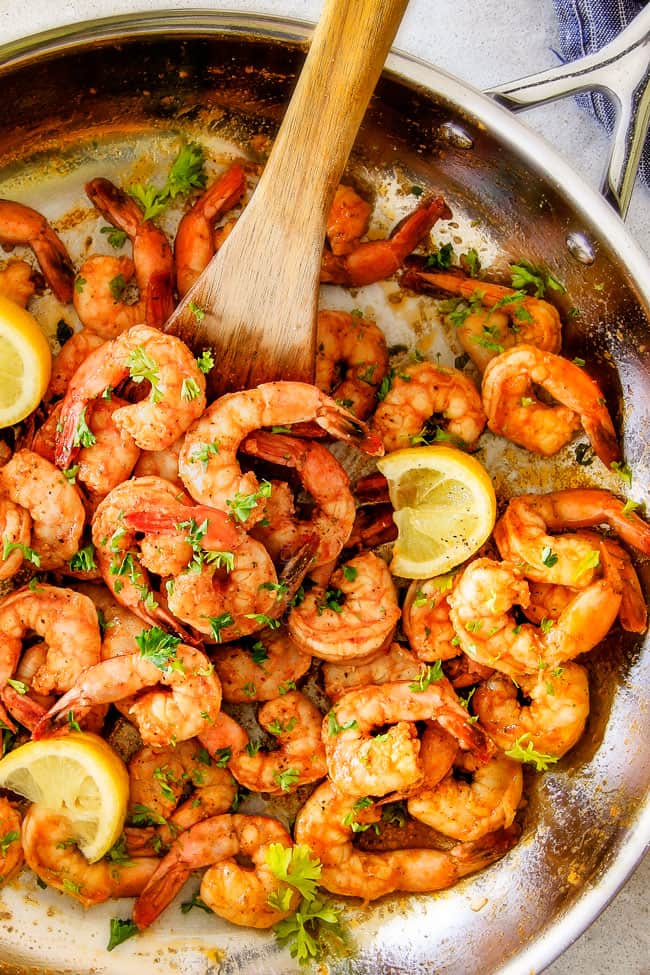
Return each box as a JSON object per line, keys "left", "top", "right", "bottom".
{"left": 438, "top": 709, "right": 495, "bottom": 763}
{"left": 85, "top": 178, "right": 143, "bottom": 237}
{"left": 582, "top": 412, "right": 620, "bottom": 468}
{"left": 0, "top": 686, "right": 46, "bottom": 732}
{"left": 275, "top": 534, "right": 320, "bottom": 613}
{"left": 32, "top": 687, "right": 91, "bottom": 739}
{"left": 132, "top": 860, "right": 193, "bottom": 930}
{"left": 54, "top": 399, "right": 84, "bottom": 468}
{"left": 316, "top": 402, "right": 384, "bottom": 456}
{"left": 30, "top": 237, "right": 75, "bottom": 305}
{"left": 145, "top": 270, "right": 175, "bottom": 329}
{"left": 125, "top": 505, "right": 244, "bottom": 550}
{"left": 453, "top": 822, "right": 522, "bottom": 875}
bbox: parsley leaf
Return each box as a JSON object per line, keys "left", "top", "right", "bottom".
{"left": 426, "top": 242, "right": 454, "bottom": 269}
{"left": 265, "top": 843, "right": 322, "bottom": 901}
{"left": 135, "top": 626, "right": 182, "bottom": 671}
{"left": 273, "top": 897, "right": 346, "bottom": 965}
{"left": 206, "top": 612, "right": 234, "bottom": 643}
{"left": 196, "top": 348, "right": 214, "bottom": 372}
{"left": 100, "top": 225, "right": 128, "bottom": 249}
{"left": 273, "top": 768, "right": 300, "bottom": 792}
{"left": 226, "top": 480, "right": 272, "bottom": 523}
{"left": 68, "top": 544, "right": 97, "bottom": 573}
{"left": 505, "top": 734, "right": 559, "bottom": 772}
{"left": 2, "top": 538, "right": 41, "bottom": 566}
{"left": 128, "top": 142, "right": 206, "bottom": 220}
{"left": 72, "top": 407, "right": 97, "bottom": 448}
{"left": 107, "top": 918, "right": 139, "bottom": 951}
{"left": 126, "top": 347, "right": 162, "bottom": 403}
{"left": 408, "top": 661, "right": 443, "bottom": 691}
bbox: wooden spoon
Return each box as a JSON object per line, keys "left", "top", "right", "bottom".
{"left": 164, "top": 0, "right": 410, "bottom": 397}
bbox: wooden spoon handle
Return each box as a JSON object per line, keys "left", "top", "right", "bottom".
{"left": 256, "top": 0, "right": 410, "bottom": 221}
{"left": 166, "top": 0, "right": 409, "bottom": 394}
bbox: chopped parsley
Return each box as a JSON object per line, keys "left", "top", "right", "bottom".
{"left": 206, "top": 612, "right": 234, "bottom": 643}
{"left": 2, "top": 538, "right": 40, "bottom": 566}
{"left": 408, "top": 661, "right": 444, "bottom": 691}
{"left": 68, "top": 544, "right": 97, "bottom": 573}
{"left": 126, "top": 347, "right": 162, "bottom": 403}
{"left": 226, "top": 480, "right": 272, "bottom": 523}
{"left": 426, "top": 242, "right": 455, "bottom": 269}
{"left": 541, "top": 546, "right": 558, "bottom": 568}
{"left": 135, "top": 626, "right": 183, "bottom": 672}
{"left": 100, "top": 225, "right": 128, "bottom": 249}
{"left": 181, "top": 377, "right": 202, "bottom": 401}
{"left": 196, "top": 348, "right": 214, "bottom": 371}
{"left": 189, "top": 440, "right": 220, "bottom": 469}
{"left": 129, "top": 142, "right": 207, "bottom": 220}
{"left": 72, "top": 407, "right": 97, "bottom": 448}
{"left": 326, "top": 712, "right": 358, "bottom": 736}
{"left": 505, "top": 734, "right": 559, "bottom": 772}
{"left": 107, "top": 918, "right": 139, "bottom": 951}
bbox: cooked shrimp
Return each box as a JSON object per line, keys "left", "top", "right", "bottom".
{"left": 91, "top": 477, "right": 201, "bottom": 629}
{"left": 494, "top": 488, "right": 650, "bottom": 586}
{"left": 523, "top": 533, "right": 647, "bottom": 633}
{"left": 133, "top": 437, "right": 183, "bottom": 488}
{"left": 74, "top": 582, "right": 145, "bottom": 661}
{"left": 22, "top": 805, "right": 158, "bottom": 907}
{"left": 178, "top": 381, "right": 382, "bottom": 513}
{"left": 322, "top": 642, "right": 422, "bottom": 702}
{"left": 323, "top": 679, "right": 493, "bottom": 798}
{"left": 481, "top": 345, "right": 620, "bottom": 465}
{"left": 371, "top": 359, "right": 486, "bottom": 452}
{"left": 0, "top": 583, "right": 101, "bottom": 697}
{"left": 294, "top": 780, "right": 519, "bottom": 900}
{"left": 55, "top": 324, "right": 206, "bottom": 467}
{"left": 0, "top": 497, "right": 31, "bottom": 582}
{"left": 418, "top": 721, "right": 459, "bottom": 789}
{"left": 408, "top": 751, "right": 523, "bottom": 841}
{"left": 32, "top": 399, "right": 140, "bottom": 499}
{"left": 320, "top": 196, "right": 451, "bottom": 286}
{"left": 125, "top": 499, "right": 280, "bottom": 642}
{"left": 288, "top": 552, "right": 400, "bottom": 662}
{"left": 402, "top": 574, "right": 460, "bottom": 661}
{"left": 313, "top": 310, "right": 389, "bottom": 420}
{"left": 0, "top": 260, "right": 37, "bottom": 307}
{"left": 125, "top": 740, "right": 236, "bottom": 856}
{"left": 447, "top": 556, "right": 621, "bottom": 676}
{"left": 0, "top": 199, "right": 74, "bottom": 303}
{"left": 402, "top": 269, "right": 562, "bottom": 371}
{"left": 241, "top": 431, "right": 355, "bottom": 566}
{"left": 132, "top": 814, "right": 299, "bottom": 930}
{"left": 213, "top": 626, "right": 311, "bottom": 702}
{"left": 174, "top": 162, "right": 247, "bottom": 297}
{"left": 444, "top": 652, "right": 495, "bottom": 689}
{"left": 46, "top": 329, "right": 105, "bottom": 401}
{"left": 0, "top": 797, "right": 23, "bottom": 885}
{"left": 472, "top": 662, "right": 590, "bottom": 758}
{"left": 84, "top": 176, "right": 174, "bottom": 328}
{"left": 73, "top": 255, "right": 146, "bottom": 339}
{"left": 325, "top": 184, "right": 372, "bottom": 256}
{"left": 36, "top": 639, "right": 222, "bottom": 747}
{"left": 0, "top": 450, "right": 85, "bottom": 570}
{"left": 228, "top": 690, "right": 327, "bottom": 794}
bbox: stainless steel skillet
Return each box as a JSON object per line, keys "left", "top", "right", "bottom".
{"left": 0, "top": 9, "right": 648, "bottom": 974}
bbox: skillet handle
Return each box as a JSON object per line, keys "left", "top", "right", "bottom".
{"left": 486, "top": 6, "right": 650, "bottom": 219}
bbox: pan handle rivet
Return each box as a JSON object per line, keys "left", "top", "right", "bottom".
{"left": 566, "top": 231, "right": 596, "bottom": 265}
{"left": 439, "top": 121, "right": 474, "bottom": 149}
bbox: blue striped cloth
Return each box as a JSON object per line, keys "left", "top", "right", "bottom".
{"left": 552, "top": 0, "right": 649, "bottom": 184}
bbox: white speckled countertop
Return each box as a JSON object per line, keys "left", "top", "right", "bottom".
{"left": 0, "top": 2, "right": 648, "bottom": 973}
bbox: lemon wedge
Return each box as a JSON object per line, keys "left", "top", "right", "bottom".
{"left": 376, "top": 445, "right": 497, "bottom": 579}
{"left": 0, "top": 294, "right": 52, "bottom": 428}
{"left": 0, "top": 732, "right": 129, "bottom": 862}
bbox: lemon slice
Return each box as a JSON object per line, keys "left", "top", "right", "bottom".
{"left": 0, "top": 732, "right": 128, "bottom": 862}
{"left": 376, "top": 445, "right": 497, "bottom": 579}
{"left": 0, "top": 294, "right": 52, "bottom": 428}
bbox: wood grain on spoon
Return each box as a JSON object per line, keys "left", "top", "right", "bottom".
{"left": 164, "top": 0, "right": 410, "bottom": 397}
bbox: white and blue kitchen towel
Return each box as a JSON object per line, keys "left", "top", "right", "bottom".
{"left": 552, "top": 0, "right": 649, "bottom": 184}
